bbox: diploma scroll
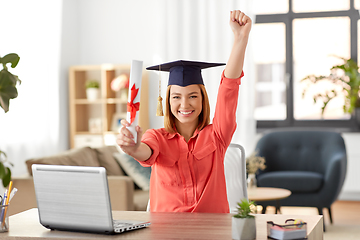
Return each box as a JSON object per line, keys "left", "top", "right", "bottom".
{"left": 126, "top": 60, "right": 143, "bottom": 143}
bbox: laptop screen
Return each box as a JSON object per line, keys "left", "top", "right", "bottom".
{"left": 32, "top": 165, "right": 114, "bottom": 233}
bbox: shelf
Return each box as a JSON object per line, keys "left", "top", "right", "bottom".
{"left": 74, "top": 99, "right": 104, "bottom": 104}
{"left": 74, "top": 132, "right": 103, "bottom": 135}
{"left": 106, "top": 98, "right": 128, "bottom": 104}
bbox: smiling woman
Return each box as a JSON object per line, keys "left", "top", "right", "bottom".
{"left": 116, "top": 8, "right": 252, "bottom": 213}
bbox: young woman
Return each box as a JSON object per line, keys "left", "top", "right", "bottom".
{"left": 117, "top": 10, "right": 251, "bottom": 213}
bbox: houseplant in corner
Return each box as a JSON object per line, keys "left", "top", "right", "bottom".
{"left": 301, "top": 56, "right": 360, "bottom": 123}
{"left": 0, "top": 53, "right": 21, "bottom": 187}
{"left": 85, "top": 80, "right": 100, "bottom": 101}
{"left": 232, "top": 198, "right": 256, "bottom": 240}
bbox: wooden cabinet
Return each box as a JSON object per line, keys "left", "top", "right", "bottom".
{"left": 69, "top": 64, "right": 149, "bottom": 148}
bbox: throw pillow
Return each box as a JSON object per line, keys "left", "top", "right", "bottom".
{"left": 113, "top": 152, "right": 151, "bottom": 191}
{"left": 94, "top": 146, "right": 125, "bottom": 176}
{"left": 25, "top": 147, "right": 100, "bottom": 175}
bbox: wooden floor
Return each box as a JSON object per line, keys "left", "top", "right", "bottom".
{"left": 263, "top": 200, "right": 360, "bottom": 225}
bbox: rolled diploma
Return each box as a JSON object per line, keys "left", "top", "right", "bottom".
{"left": 126, "top": 60, "right": 143, "bottom": 143}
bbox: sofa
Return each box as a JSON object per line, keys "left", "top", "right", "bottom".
{"left": 9, "top": 146, "right": 150, "bottom": 216}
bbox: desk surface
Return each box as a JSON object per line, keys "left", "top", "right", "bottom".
{"left": 248, "top": 187, "right": 292, "bottom": 202}
{"left": 5, "top": 209, "right": 322, "bottom": 240}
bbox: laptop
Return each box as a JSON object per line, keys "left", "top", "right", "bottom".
{"left": 32, "top": 164, "right": 151, "bottom": 234}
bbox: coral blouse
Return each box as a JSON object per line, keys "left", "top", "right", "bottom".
{"left": 137, "top": 70, "right": 243, "bottom": 213}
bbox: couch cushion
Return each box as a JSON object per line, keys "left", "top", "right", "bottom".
{"left": 257, "top": 171, "right": 323, "bottom": 193}
{"left": 25, "top": 147, "right": 100, "bottom": 175}
{"left": 94, "top": 146, "right": 124, "bottom": 176}
{"left": 113, "top": 152, "right": 151, "bottom": 191}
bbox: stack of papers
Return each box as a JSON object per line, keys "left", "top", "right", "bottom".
{"left": 267, "top": 220, "right": 307, "bottom": 240}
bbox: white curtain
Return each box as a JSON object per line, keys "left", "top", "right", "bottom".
{"left": 157, "top": 0, "right": 256, "bottom": 154}
{"left": 0, "top": 0, "right": 64, "bottom": 176}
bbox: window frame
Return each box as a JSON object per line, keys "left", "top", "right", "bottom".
{"left": 255, "top": 0, "right": 360, "bottom": 130}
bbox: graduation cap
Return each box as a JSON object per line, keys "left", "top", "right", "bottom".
{"left": 146, "top": 60, "right": 225, "bottom": 86}
{"left": 146, "top": 60, "right": 225, "bottom": 116}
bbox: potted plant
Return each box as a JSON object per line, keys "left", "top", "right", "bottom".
{"left": 246, "top": 151, "right": 266, "bottom": 189}
{"left": 0, "top": 53, "right": 21, "bottom": 187}
{"left": 301, "top": 56, "right": 360, "bottom": 122}
{"left": 232, "top": 198, "right": 256, "bottom": 240}
{"left": 85, "top": 80, "right": 100, "bottom": 101}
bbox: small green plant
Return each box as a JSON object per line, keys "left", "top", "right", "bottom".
{"left": 233, "top": 198, "right": 256, "bottom": 219}
{"left": 301, "top": 56, "right": 360, "bottom": 116}
{"left": 85, "top": 80, "right": 99, "bottom": 89}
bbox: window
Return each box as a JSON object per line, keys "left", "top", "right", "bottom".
{"left": 254, "top": 0, "right": 360, "bottom": 129}
{"left": 253, "top": 23, "right": 286, "bottom": 120}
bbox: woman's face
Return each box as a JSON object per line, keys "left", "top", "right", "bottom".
{"left": 169, "top": 84, "right": 203, "bottom": 127}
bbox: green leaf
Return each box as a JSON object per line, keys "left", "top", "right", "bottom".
{"left": 0, "top": 163, "right": 5, "bottom": 179}
{"left": 0, "top": 53, "right": 20, "bottom": 68}
{"left": 0, "top": 69, "right": 20, "bottom": 113}
{"left": 2, "top": 167, "right": 11, "bottom": 188}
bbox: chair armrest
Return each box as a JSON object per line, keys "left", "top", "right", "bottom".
{"left": 321, "top": 152, "right": 347, "bottom": 205}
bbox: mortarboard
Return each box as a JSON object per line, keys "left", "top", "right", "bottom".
{"left": 146, "top": 60, "right": 225, "bottom": 86}
{"left": 146, "top": 60, "right": 225, "bottom": 116}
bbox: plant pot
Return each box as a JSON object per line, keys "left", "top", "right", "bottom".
{"left": 86, "top": 88, "right": 99, "bottom": 101}
{"left": 232, "top": 217, "right": 256, "bottom": 240}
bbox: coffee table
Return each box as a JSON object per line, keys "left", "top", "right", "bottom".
{"left": 248, "top": 187, "right": 292, "bottom": 214}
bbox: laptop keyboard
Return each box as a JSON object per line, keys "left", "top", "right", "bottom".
{"left": 113, "top": 220, "right": 134, "bottom": 228}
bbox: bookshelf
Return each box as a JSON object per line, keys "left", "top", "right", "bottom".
{"left": 69, "top": 64, "right": 149, "bottom": 148}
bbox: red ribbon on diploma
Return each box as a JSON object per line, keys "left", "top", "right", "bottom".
{"left": 127, "top": 84, "right": 140, "bottom": 124}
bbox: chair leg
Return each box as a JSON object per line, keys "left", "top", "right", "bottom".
{"left": 275, "top": 200, "right": 282, "bottom": 214}
{"left": 262, "top": 206, "right": 267, "bottom": 214}
{"left": 317, "top": 207, "right": 326, "bottom": 232}
{"left": 327, "top": 207, "right": 333, "bottom": 224}
{"left": 317, "top": 207, "right": 323, "bottom": 215}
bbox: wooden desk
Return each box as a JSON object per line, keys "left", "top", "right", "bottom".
{"left": 248, "top": 187, "right": 292, "bottom": 213}
{"left": 4, "top": 209, "right": 323, "bottom": 240}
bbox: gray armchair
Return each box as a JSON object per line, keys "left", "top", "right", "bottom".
{"left": 255, "top": 129, "right": 347, "bottom": 225}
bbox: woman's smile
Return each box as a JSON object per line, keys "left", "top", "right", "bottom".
{"left": 178, "top": 110, "right": 195, "bottom": 116}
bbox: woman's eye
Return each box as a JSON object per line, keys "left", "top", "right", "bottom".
{"left": 172, "top": 96, "right": 180, "bottom": 99}
{"left": 190, "top": 95, "right": 197, "bottom": 99}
